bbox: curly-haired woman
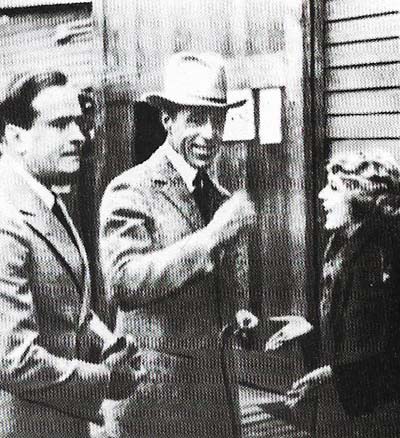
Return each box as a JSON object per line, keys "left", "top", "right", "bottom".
{"left": 287, "top": 151, "right": 400, "bottom": 437}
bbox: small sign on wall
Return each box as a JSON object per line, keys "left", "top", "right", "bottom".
{"left": 223, "top": 89, "right": 255, "bottom": 142}
{"left": 223, "top": 87, "right": 282, "bottom": 144}
{"left": 259, "top": 88, "right": 282, "bottom": 144}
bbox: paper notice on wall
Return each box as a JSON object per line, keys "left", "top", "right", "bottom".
{"left": 259, "top": 88, "right": 282, "bottom": 144}
{"left": 223, "top": 89, "right": 255, "bottom": 142}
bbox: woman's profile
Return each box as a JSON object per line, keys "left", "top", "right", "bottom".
{"left": 285, "top": 151, "right": 400, "bottom": 437}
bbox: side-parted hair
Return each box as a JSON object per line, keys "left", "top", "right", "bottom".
{"left": 327, "top": 151, "right": 400, "bottom": 219}
{"left": 0, "top": 70, "right": 68, "bottom": 136}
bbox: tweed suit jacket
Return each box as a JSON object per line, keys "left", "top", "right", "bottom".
{"left": 0, "top": 157, "right": 116, "bottom": 438}
{"left": 100, "top": 143, "right": 248, "bottom": 438}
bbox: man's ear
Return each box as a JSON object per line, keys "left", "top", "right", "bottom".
{"left": 160, "top": 111, "right": 172, "bottom": 132}
{"left": 4, "top": 124, "right": 29, "bottom": 155}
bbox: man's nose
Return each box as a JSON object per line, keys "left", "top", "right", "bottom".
{"left": 200, "top": 117, "right": 214, "bottom": 140}
{"left": 318, "top": 187, "right": 327, "bottom": 200}
{"left": 69, "top": 120, "right": 85, "bottom": 143}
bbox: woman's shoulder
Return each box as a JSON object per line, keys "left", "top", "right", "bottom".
{"left": 352, "top": 219, "right": 400, "bottom": 283}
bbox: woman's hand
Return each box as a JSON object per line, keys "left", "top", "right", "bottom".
{"left": 265, "top": 316, "right": 313, "bottom": 350}
{"left": 285, "top": 365, "right": 333, "bottom": 408}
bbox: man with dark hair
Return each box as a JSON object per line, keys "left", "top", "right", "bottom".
{"left": 0, "top": 71, "right": 68, "bottom": 132}
{"left": 0, "top": 71, "right": 145, "bottom": 438}
{"left": 100, "top": 52, "right": 256, "bottom": 438}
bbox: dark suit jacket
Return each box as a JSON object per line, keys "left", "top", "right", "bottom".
{"left": 100, "top": 143, "right": 248, "bottom": 438}
{"left": 0, "top": 157, "right": 116, "bottom": 438}
{"left": 319, "top": 218, "right": 400, "bottom": 433}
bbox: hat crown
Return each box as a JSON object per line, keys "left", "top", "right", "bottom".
{"left": 143, "top": 51, "right": 245, "bottom": 109}
{"left": 163, "top": 52, "right": 227, "bottom": 103}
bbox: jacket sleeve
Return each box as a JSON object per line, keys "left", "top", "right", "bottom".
{"left": 100, "top": 181, "right": 215, "bottom": 307}
{"left": 0, "top": 215, "right": 112, "bottom": 424}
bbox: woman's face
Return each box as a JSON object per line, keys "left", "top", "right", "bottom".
{"left": 319, "top": 174, "right": 354, "bottom": 231}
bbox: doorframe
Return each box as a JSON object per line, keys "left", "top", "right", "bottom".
{"left": 302, "top": 0, "right": 327, "bottom": 365}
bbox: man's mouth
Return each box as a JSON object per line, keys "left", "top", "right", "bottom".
{"left": 322, "top": 205, "right": 333, "bottom": 218}
{"left": 194, "top": 146, "right": 213, "bottom": 155}
{"left": 62, "top": 150, "right": 79, "bottom": 157}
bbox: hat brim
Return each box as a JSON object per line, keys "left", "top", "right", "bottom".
{"left": 144, "top": 92, "right": 246, "bottom": 110}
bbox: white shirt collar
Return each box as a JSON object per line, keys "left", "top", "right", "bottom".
{"left": 165, "top": 143, "right": 198, "bottom": 193}
{"left": 4, "top": 155, "right": 55, "bottom": 210}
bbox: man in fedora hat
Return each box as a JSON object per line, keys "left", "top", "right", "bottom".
{"left": 0, "top": 70, "right": 145, "bottom": 438}
{"left": 100, "top": 52, "right": 256, "bottom": 438}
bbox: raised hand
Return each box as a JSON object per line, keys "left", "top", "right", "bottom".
{"left": 207, "top": 189, "right": 256, "bottom": 247}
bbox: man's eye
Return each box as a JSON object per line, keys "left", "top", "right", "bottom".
{"left": 50, "top": 119, "right": 69, "bottom": 129}
{"left": 331, "top": 184, "right": 337, "bottom": 191}
{"left": 189, "top": 113, "right": 205, "bottom": 124}
{"left": 50, "top": 116, "right": 83, "bottom": 129}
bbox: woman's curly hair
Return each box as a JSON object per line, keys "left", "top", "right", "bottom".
{"left": 327, "top": 151, "right": 400, "bottom": 220}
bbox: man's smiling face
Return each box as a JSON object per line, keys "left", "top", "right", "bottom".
{"left": 164, "top": 106, "right": 227, "bottom": 169}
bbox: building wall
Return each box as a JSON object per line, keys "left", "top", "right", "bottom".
{"left": 325, "top": 0, "right": 400, "bottom": 159}
{"left": 0, "top": 3, "right": 92, "bottom": 90}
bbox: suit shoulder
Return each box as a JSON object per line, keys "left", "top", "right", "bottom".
{"left": 100, "top": 163, "right": 158, "bottom": 220}
{"left": 104, "top": 159, "right": 158, "bottom": 196}
{"left": 0, "top": 199, "right": 29, "bottom": 248}
{"left": 0, "top": 196, "right": 24, "bottom": 229}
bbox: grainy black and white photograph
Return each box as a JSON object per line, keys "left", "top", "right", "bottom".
{"left": 0, "top": 0, "right": 399, "bottom": 437}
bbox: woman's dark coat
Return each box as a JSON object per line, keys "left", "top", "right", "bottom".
{"left": 317, "top": 217, "right": 400, "bottom": 437}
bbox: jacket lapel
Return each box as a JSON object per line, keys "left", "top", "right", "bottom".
{"left": 0, "top": 161, "right": 84, "bottom": 297}
{"left": 23, "top": 209, "right": 84, "bottom": 294}
{"left": 50, "top": 198, "right": 92, "bottom": 326}
{"left": 150, "top": 145, "right": 204, "bottom": 231}
{"left": 21, "top": 195, "right": 92, "bottom": 329}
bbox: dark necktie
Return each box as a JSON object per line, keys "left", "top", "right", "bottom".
{"left": 52, "top": 197, "right": 79, "bottom": 249}
{"left": 193, "top": 170, "right": 216, "bottom": 224}
{"left": 193, "top": 172, "right": 239, "bottom": 436}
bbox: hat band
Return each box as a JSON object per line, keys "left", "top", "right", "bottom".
{"left": 163, "top": 91, "right": 227, "bottom": 105}
{"left": 196, "top": 95, "right": 227, "bottom": 104}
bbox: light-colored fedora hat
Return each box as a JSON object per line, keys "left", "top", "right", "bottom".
{"left": 143, "top": 52, "right": 245, "bottom": 109}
